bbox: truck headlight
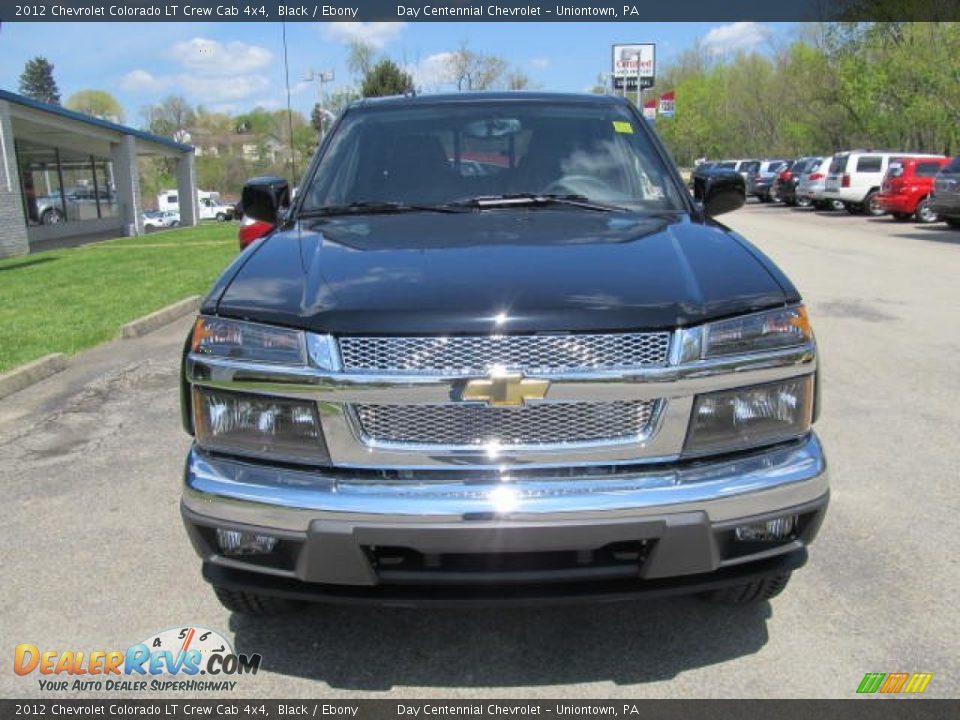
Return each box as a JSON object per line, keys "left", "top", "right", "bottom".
{"left": 683, "top": 376, "right": 814, "bottom": 456}
{"left": 703, "top": 305, "right": 812, "bottom": 358}
{"left": 192, "top": 388, "right": 330, "bottom": 464}
{"left": 192, "top": 316, "right": 305, "bottom": 364}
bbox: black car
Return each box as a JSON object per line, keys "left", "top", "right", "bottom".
{"left": 930, "top": 155, "right": 960, "bottom": 228}
{"left": 179, "top": 93, "right": 826, "bottom": 614}
{"left": 777, "top": 157, "right": 823, "bottom": 207}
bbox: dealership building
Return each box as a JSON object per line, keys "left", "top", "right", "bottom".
{"left": 0, "top": 89, "right": 197, "bottom": 259}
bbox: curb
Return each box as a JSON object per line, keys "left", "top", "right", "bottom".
{"left": 120, "top": 295, "right": 202, "bottom": 339}
{"left": 0, "top": 353, "right": 67, "bottom": 400}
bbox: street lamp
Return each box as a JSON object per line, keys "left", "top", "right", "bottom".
{"left": 305, "top": 68, "right": 335, "bottom": 139}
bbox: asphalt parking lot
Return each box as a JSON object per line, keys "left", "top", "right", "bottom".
{"left": 1, "top": 203, "right": 958, "bottom": 699}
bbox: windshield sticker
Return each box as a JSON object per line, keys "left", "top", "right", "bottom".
{"left": 613, "top": 121, "right": 634, "bottom": 134}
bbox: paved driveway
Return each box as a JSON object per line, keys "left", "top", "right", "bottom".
{"left": 1, "top": 204, "right": 957, "bottom": 699}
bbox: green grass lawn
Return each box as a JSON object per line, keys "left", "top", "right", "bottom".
{"left": 0, "top": 224, "right": 237, "bottom": 373}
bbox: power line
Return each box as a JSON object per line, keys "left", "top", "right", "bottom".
{"left": 281, "top": 21, "right": 297, "bottom": 185}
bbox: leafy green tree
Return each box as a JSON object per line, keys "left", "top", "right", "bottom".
{"left": 19, "top": 56, "right": 61, "bottom": 105}
{"left": 65, "top": 90, "right": 124, "bottom": 123}
{"left": 361, "top": 60, "right": 414, "bottom": 97}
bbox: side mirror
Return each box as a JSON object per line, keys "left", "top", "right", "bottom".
{"left": 695, "top": 170, "right": 745, "bottom": 217}
{"left": 241, "top": 176, "right": 290, "bottom": 224}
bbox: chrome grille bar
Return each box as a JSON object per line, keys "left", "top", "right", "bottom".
{"left": 354, "top": 400, "right": 659, "bottom": 448}
{"left": 338, "top": 332, "right": 672, "bottom": 375}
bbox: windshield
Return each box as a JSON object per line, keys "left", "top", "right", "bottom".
{"left": 301, "top": 100, "right": 684, "bottom": 214}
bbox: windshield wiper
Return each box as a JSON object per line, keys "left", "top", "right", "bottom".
{"left": 300, "top": 201, "right": 465, "bottom": 217}
{"left": 449, "top": 193, "right": 629, "bottom": 212}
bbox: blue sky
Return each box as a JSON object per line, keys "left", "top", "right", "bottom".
{"left": 0, "top": 21, "right": 796, "bottom": 124}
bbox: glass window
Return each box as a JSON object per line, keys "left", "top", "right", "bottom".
{"left": 16, "top": 139, "right": 117, "bottom": 225}
{"left": 855, "top": 156, "right": 882, "bottom": 173}
{"left": 944, "top": 156, "right": 960, "bottom": 173}
{"left": 303, "top": 100, "right": 684, "bottom": 214}
{"left": 915, "top": 162, "right": 944, "bottom": 177}
{"left": 829, "top": 155, "right": 849, "bottom": 174}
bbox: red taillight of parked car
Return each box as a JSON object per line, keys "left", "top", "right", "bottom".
{"left": 808, "top": 172, "right": 824, "bottom": 181}
{"left": 779, "top": 170, "right": 793, "bottom": 182}
{"left": 238, "top": 216, "right": 274, "bottom": 250}
{"left": 841, "top": 174, "right": 851, "bottom": 188}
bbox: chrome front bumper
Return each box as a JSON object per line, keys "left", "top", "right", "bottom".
{"left": 183, "top": 433, "right": 827, "bottom": 532}
{"left": 182, "top": 434, "right": 827, "bottom": 591}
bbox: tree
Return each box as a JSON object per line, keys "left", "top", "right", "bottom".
{"left": 142, "top": 96, "right": 195, "bottom": 143}
{"left": 347, "top": 40, "right": 376, "bottom": 79}
{"left": 360, "top": 60, "right": 414, "bottom": 97}
{"left": 19, "top": 56, "right": 60, "bottom": 105}
{"left": 65, "top": 90, "right": 124, "bottom": 123}
{"left": 311, "top": 89, "right": 360, "bottom": 135}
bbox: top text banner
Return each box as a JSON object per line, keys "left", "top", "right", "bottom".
{"left": 1, "top": 0, "right": 957, "bottom": 22}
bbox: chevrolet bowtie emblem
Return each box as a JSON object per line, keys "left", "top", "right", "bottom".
{"left": 460, "top": 374, "right": 550, "bottom": 407}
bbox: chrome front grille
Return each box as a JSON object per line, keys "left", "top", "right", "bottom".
{"left": 338, "top": 332, "right": 672, "bottom": 375}
{"left": 354, "top": 400, "right": 659, "bottom": 448}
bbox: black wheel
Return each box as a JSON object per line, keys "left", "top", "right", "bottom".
{"left": 864, "top": 191, "right": 885, "bottom": 216}
{"left": 844, "top": 202, "right": 863, "bottom": 215}
{"left": 830, "top": 200, "right": 845, "bottom": 211}
{"left": 946, "top": 217, "right": 960, "bottom": 229}
{"left": 914, "top": 198, "right": 938, "bottom": 224}
{"left": 700, "top": 573, "right": 792, "bottom": 605}
{"left": 216, "top": 213, "right": 227, "bottom": 222}
{"left": 891, "top": 212, "right": 911, "bottom": 221}
{"left": 213, "top": 586, "right": 301, "bottom": 616}
{"left": 797, "top": 197, "right": 812, "bottom": 208}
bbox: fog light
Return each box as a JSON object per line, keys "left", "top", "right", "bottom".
{"left": 216, "top": 529, "right": 278, "bottom": 556}
{"left": 734, "top": 515, "right": 798, "bottom": 542}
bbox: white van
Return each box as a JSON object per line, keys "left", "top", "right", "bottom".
{"left": 824, "top": 150, "right": 943, "bottom": 215}
{"left": 157, "top": 189, "right": 235, "bottom": 221}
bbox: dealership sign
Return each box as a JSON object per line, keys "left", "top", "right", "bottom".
{"left": 612, "top": 43, "right": 655, "bottom": 91}
{"left": 659, "top": 90, "right": 676, "bottom": 117}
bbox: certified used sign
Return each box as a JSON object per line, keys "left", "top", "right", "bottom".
{"left": 612, "top": 43, "right": 656, "bottom": 90}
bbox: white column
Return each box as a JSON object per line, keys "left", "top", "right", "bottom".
{"left": 110, "top": 134, "right": 143, "bottom": 236}
{"left": 0, "top": 100, "right": 29, "bottom": 258}
{"left": 175, "top": 151, "right": 198, "bottom": 227}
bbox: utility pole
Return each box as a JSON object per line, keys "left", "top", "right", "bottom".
{"left": 305, "top": 68, "right": 335, "bottom": 140}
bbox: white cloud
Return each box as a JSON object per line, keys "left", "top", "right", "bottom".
{"left": 406, "top": 52, "right": 457, "bottom": 91}
{"left": 168, "top": 38, "right": 272, "bottom": 77}
{"left": 122, "top": 38, "right": 274, "bottom": 104}
{"left": 530, "top": 57, "right": 550, "bottom": 69}
{"left": 702, "top": 22, "right": 772, "bottom": 55}
{"left": 324, "top": 22, "right": 406, "bottom": 49}
{"left": 120, "top": 69, "right": 158, "bottom": 91}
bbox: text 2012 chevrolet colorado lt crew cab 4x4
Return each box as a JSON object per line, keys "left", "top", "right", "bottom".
{"left": 179, "top": 93, "right": 828, "bottom": 615}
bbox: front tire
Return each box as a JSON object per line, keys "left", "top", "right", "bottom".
{"left": 700, "top": 573, "right": 792, "bottom": 605}
{"left": 216, "top": 213, "right": 227, "bottom": 222}
{"left": 213, "top": 586, "right": 301, "bottom": 616}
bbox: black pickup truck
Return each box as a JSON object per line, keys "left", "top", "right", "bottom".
{"left": 180, "top": 92, "right": 827, "bottom": 615}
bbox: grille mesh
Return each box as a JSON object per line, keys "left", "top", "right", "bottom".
{"left": 339, "top": 333, "right": 672, "bottom": 375}
{"left": 354, "top": 401, "right": 657, "bottom": 447}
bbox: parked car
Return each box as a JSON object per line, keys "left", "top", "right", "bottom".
{"left": 237, "top": 215, "right": 275, "bottom": 249}
{"left": 775, "top": 157, "right": 821, "bottom": 207}
{"left": 179, "top": 92, "right": 827, "bottom": 615}
{"left": 747, "top": 159, "right": 789, "bottom": 202}
{"left": 143, "top": 210, "right": 180, "bottom": 231}
{"left": 824, "top": 150, "right": 944, "bottom": 216}
{"left": 928, "top": 155, "right": 960, "bottom": 229}
{"left": 711, "top": 159, "right": 761, "bottom": 183}
{"left": 798, "top": 156, "right": 844, "bottom": 211}
{"left": 158, "top": 189, "right": 236, "bottom": 221}
{"left": 877, "top": 156, "right": 949, "bottom": 223}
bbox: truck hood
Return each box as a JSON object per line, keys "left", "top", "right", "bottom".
{"left": 214, "top": 210, "right": 796, "bottom": 334}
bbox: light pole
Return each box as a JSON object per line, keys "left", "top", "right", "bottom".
{"left": 305, "top": 68, "right": 335, "bottom": 140}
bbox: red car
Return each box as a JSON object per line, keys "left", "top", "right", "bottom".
{"left": 878, "top": 156, "right": 949, "bottom": 223}
{"left": 238, "top": 215, "right": 274, "bottom": 249}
